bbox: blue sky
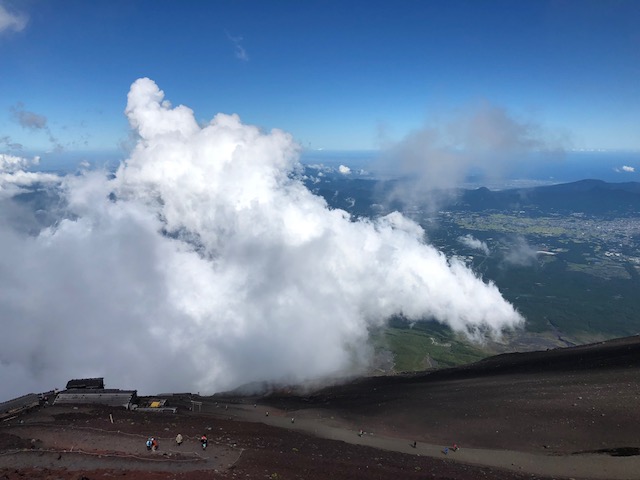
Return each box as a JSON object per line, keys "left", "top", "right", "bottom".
{"left": 1, "top": 0, "right": 639, "bottom": 157}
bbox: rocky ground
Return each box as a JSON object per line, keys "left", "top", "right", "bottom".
{"left": 1, "top": 335, "right": 639, "bottom": 479}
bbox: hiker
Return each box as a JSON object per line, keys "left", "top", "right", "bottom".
{"left": 412, "top": 441, "right": 417, "bottom": 448}
{"left": 146, "top": 437, "right": 152, "bottom": 451}
{"left": 452, "top": 443, "right": 459, "bottom": 452}
{"left": 358, "top": 429, "right": 363, "bottom": 437}
{"left": 442, "top": 447, "right": 449, "bottom": 455}
{"left": 200, "top": 434, "right": 208, "bottom": 450}
{"left": 175, "top": 433, "right": 183, "bottom": 446}
{"left": 265, "top": 411, "right": 269, "bottom": 417}
{"left": 151, "top": 437, "right": 158, "bottom": 451}
{"left": 291, "top": 417, "right": 295, "bottom": 424}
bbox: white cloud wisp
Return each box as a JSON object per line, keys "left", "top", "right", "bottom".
{"left": 458, "top": 234, "right": 490, "bottom": 255}
{"left": 375, "top": 102, "right": 567, "bottom": 210}
{"left": 0, "top": 3, "right": 27, "bottom": 34}
{"left": 0, "top": 79, "right": 524, "bottom": 399}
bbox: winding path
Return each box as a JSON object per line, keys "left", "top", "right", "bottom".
{"left": 226, "top": 403, "right": 640, "bottom": 480}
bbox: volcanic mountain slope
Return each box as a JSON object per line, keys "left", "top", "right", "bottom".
{"left": 255, "top": 335, "right": 640, "bottom": 455}
{"left": 2, "top": 336, "right": 639, "bottom": 480}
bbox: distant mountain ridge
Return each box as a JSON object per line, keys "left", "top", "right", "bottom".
{"left": 456, "top": 179, "right": 640, "bottom": 215}
{"left": 304, "top": 171, "right": 640, "bottom": 216}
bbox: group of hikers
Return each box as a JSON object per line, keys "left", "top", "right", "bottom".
{"left": 356, "top": 429, "right": 460, "bottom": 456}
{"left": 145, "top": 433, "right": 208, "bottom": 451}
{"left": 442, "top": 443, "right": 460, "bottom": 455}
{"left": 145, "top": 437, "right": 158, "bottom": 451}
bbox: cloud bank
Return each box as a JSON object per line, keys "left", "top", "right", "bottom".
{"left": 0, "top": 79, "right": 523, "bottom": 399}
{"left": 0, "top": 154, "right": 59, "bottom": 198}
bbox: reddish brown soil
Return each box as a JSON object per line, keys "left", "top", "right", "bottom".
{"left": 2, "top": 335, "right": 639, "bottom": 479}
{"left": 0, "top": 405, "right": 544, "bottom": 480}
{"left": 258, "top": 335, "right": 640, "bottom": 454}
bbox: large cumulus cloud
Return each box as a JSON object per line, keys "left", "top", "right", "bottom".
{"left": 0, "top": 79, "right": 523, "bottom": 399}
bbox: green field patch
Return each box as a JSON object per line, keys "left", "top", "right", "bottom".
{"left": 566, "top": 261, "right": 631, "bottom": 280}
{"left": 371, "top": 321, "right": 489, "bottom": 372}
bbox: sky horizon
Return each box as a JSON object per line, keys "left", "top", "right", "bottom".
{"left": 1, "top": 0, "right": 639, "bottom": 164}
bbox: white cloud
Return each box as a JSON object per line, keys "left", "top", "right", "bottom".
{"left": 458, "top": 234, "right": 490, "bottom": 255}
{"left": 622, "top": 165, "right": 635, "bottom": 173}
{"left": 226, "top": 31, "right": 249, "bottom": 61}
{"left": 0, "top": 78, "right": 524, "bottom": 400}
{"left": 0, "top": 153, "right": 37, "bottom": 173}
{"left": 503, "top": 236, "right": 538, "bottom": 267}
{"left": 0, "top": 3, "right": 27, "bottom": 34}
{"left": 376, "top": 102, "right": 566, "bottom": 210}
{"left": 0, "top": 154, "right": 59, "bottom": 198}
{"left": 338, "top": 164, "right": 351, "bottom": 175}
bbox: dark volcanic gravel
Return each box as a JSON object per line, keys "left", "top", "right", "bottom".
{"left": 3, "top": 335, "right": 640, "bottom": 479}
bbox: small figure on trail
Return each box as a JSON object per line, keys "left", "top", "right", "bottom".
{"left": 358, "top": 429, "right": 363, "bottom": 437}
{"left": 151, "top": 437, "right": 158, "bottom": 451}
{"left": 265, "top": 411, "right": 269, "bottom": 417}
{"left": 175, "top": 433, "right": 183, "bottom": 446}
{"left": 442, "top": 447, "right": 449, "bottom": 455}
{"left": 146, "top": 437, "right": 152, "bottom": 451}
{"left": 291, "top": 417, "right": 295, "bottom": 424}
{"left": 200, "top": 434, "right": 208, "bottom": 450}
{"left": 451, "top": 443, "right": 459, "bottom": 452}
{"left": 412, "top": 441, "right": 417, "bottom": 448}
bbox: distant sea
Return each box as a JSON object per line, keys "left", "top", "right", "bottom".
{"left": 21, "top": 149, "right": 640, "bottom": 190}
{"left": 301, "top": 150, "right": 640, "bottom": 189}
